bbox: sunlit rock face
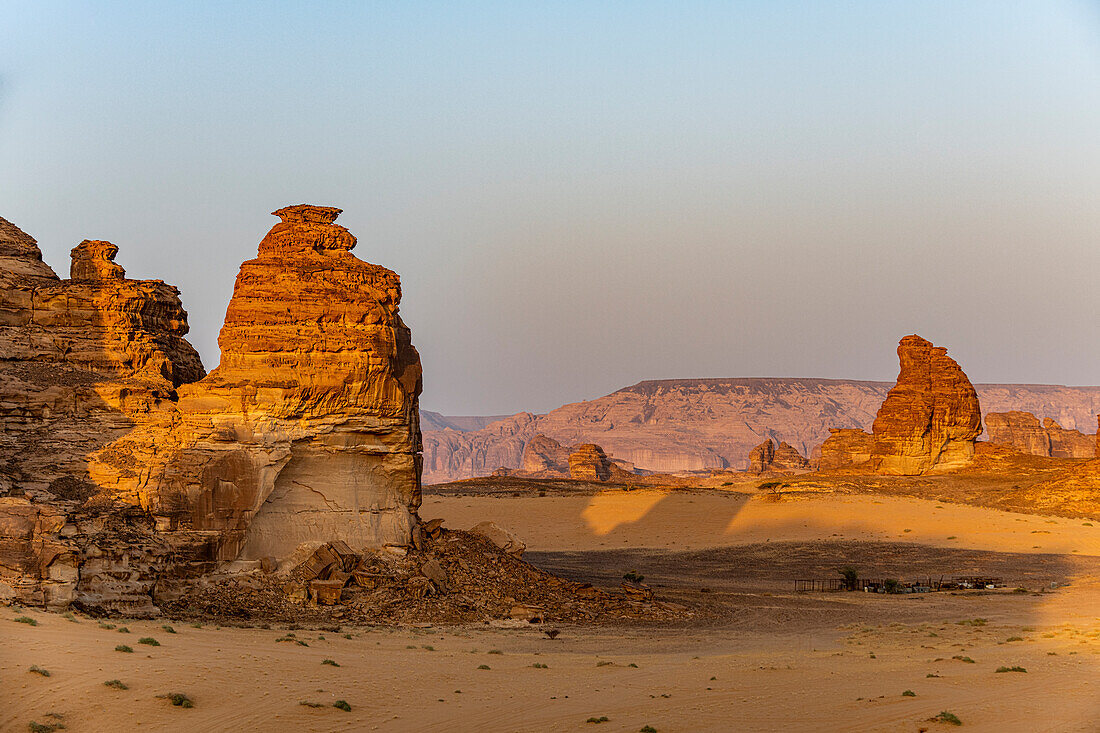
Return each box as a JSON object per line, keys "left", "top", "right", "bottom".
{"left": 748, "top": 438, "right": 809, "bottom": 473}
{"left": 985, "top": 411, "right": 1095, "bottom": 459}
{"left": 0, "top": 207, "right": 424, "bottom": 611}
{"left": 171, "top": 205, "right": 424, "bottom": 560}
{"left": 869, "top": 335, "right": 983, "bottom": 475}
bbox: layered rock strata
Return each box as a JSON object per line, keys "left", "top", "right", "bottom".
{"left": 748, "top": 438, "right": 810, "bottom": 473}
{"left": 868, "top": 335, "right": 983, "bottom": 475}
{"left": 0, "top": 207, "right": 423, "bottom": 612}
{"left": 817, "top": 429, "right": 876, "bottom": 471}
{"left": 985, "top": 411, "right": 1095, "bottom": 459}
{"left": 568, "top": 444, "right": 614, "bottom": 481}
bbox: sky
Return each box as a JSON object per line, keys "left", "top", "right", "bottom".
{"left": 2, "top": 1, "right": 1099, "bottom": 416}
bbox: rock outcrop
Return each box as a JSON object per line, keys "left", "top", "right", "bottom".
{"left": 0, "top": 207, "right": 423, "bottom": 612}
{"left": 748, "top": 438, "right": 810, "bottom": 473}
{"left": 868, "top": 335, "right": 983, "bottom": 475}
{"left": 818, "top": 429, "right": 875, "bottom": 471}
{"left": 521, "top": 434, "right": 572, "bottom": 475}
{"left": 985, "top": 411, "right": 1095, "bottom": 459}
{"left": 568, "top": 444, "right": 613, "bottom": 481}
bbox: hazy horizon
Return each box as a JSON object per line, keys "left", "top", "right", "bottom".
{"left": 3, "top": 1, "right": 1099, "bottom": 415}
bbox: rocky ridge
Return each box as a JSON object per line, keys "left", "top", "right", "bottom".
{"left": 422, "top": 380, "right": 1100, "bottom": 482}
{"left": 985, "top": 411, "right": 1095, "bottom": 459}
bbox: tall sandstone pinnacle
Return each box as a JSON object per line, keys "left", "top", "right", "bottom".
{"left": 868, "top": 335, "right": 982, "bottom": 475}
{"left": 170, "top": 204, "right": 424, "bottom": 560}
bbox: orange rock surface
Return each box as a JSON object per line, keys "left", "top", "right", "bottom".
{"left": 985, "top": 411, "right": 1095, "bottom": 459}
{"left": 0, "top": 207, "right": 423, "bottom": 611}
{"left": 568, "top": 444, "right": 613, "bottom": 481}
{"left": 867, "top": 335, "right": 983, "bottom": 475}
{"left": 748, "top": 438, "right": 810, "bottom": 473}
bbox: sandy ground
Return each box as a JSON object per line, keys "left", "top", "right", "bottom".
{"left": 3, "top": 492, "right": 1099, "bottom": 732}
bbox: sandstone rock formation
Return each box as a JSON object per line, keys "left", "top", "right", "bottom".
{"left": 568, "top": 444, "right": 613, "bottom": 481}
{"left": 0, "top": 207, "right": 423, "bottom": 613}
{"left": 422, "top": 379, "right": 1100, "bottom": 483}
{"left": 985, "top": 411, "right": 1095, "bottom": 459}
{"left": 818, "top": 429, "right": 876, "bottom": 471}
{"left": 747, "top": 438, "right": 810, "bottom": 473}
{"left": 868, "top": 335, "right": 983, "bottom": 475}
{"left": 521, "top": 434, "right": 571, "bottom": 475}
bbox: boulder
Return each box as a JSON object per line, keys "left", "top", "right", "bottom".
{"left": 469, "top": 521, "right": 526, "bottom": 558}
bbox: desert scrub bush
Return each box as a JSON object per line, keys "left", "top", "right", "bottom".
{"left": 957, "top": 618, "right": 987, "bottom": 626}
{"left": 138, "top": 637, "right": 160, "bottom": 646}
{"left": 161, "top": 625, "right": 177, "bottom": 634}
{"left": 27, "top": 722, "right": 64, "bottom": 733}
{"left": 995, "top": 666, "right": 1027, "bottom": 673}
{"left": 1005, "top": 636, "right": 1023, "bottom": 642}
{"left": 62, "top": 612, "right": 78, "bottom": 623}
{"left": 623, "top": 570, "right": 645, "bottom": 583}
{"left": 299, "top": 701, "right": 325, "bottom": 708}
{"left": 640, "top": 726, "right": 658, "bottom": 733}
{"left": 901, "top": 689, "right": 915, "bottom": 696}
{"left": 14, "top": 616, "right": 37, "bottom": 626}
{"left": 103, "top": 679, "right": 128, "bottom": 690}
{"left": 487, "top": 649, "right": 503, "bottom": 655}
{"left": 532, "top": 663, "right": 548, "bottom": 668}
{"left": 161, "top": 692, "right": 194, "bottom": 708}
{"left": 321, "top": 659, "right": 340, "bottom": 666}
{"left": 586, "top": 716, "right": 610, "bottom": 723}
{"left": 28, "top": 665, "right": 51, "bottom": 677}
{"left": 477, "top": 664, "right": 491, "bottom": 670}
{"left": 333, "top": 700, "right": 351, "bottom": 712}
{"left": 951, "top": 655, "right": 975, "bottom": 664}
{"left": 421, "top": 645, "right": 434, "bottom": 651}
{"left": 931, "top": 711, "right": 962, "bottom": 726}
{"left": 115, "top": 644, "right": 133, "bottom": 653}
{"left": 838, "top": 566, "right": 859, "bottom": 590}
{"left": 117, "top": 627, "right": 130, "bottom": 633}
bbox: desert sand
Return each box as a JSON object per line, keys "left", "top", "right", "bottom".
{"left": 4, "top": 491, "right": 1098, "bottom": 732}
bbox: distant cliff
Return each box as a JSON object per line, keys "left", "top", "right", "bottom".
{"left": 421, "top": 378, "right": 1100, "bottom": 483}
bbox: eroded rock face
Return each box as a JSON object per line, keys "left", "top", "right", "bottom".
{"left": 818, "top": 429, "right": 874, "bottom": 470}
{"left": 568, "top": 444, "right": 613, "bottom": 481}
{"left": 985, "top": 411, "right": 1095, "bottom": 459}
{"left": 166, "top": 204, "right": 423, "bottom": 560}
{"left": 748, "top": 438, "right": 809, "bottom": 473}
{"left": 868, "top": 335, "right": 983, "bottom": 475}
{"left": 0, "top": 207, "right": 423, "bottom": 611}
{"left": 521, "top": 434, "right": 572, "bottom": 475}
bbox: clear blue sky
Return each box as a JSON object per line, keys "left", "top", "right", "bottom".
{"left": 3, "top": 1, "right": 1099, "bottom": 414}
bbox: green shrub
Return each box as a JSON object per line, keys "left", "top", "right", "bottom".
{"left": 901, "top": 689, "right": 915, "bottom": 696}
{"left": 104, "top": 679, "right": 128, "bottom": 690}
{"left": 640, "top": 727, "right": 658, "bottom": 733}
{"left": 487, "top": 649, "right": 503, "bottom": 655}
{"left": 995, "top": 666, "right": 1027, "bottom": 673}
{"left": 163, "top": 693, "right": 193, "bottom": 708}
{"left": 322, "top": 659, "right": 340, "bottom": 667}
{"left": 28, "top": 665, "right": 50, "bottom": 677}
{"left": 932, "top": 711, "right": 962, "bottom": 726}
{"left": 623, "top": 570, "right": 645, "bottom": 583}
{"left": 14, "top": 616, "right": 37, "bottom": 626}
{"left": 117, "top": 627, "right": 130, "bottom": 634}
{"left": 586, "top": 716, "right": 609, "bottom": 723}
{"left": 161, "top": 625, "right": 177, "bottom": 634}
{"left": 115, "top": 645, "right": 133, "bottom": 653}
{"left": 532, "top": 663, "right": 548, "bottom": 668}
{"left": 333, "top": 700, "right": 351, "bottom": 712}
{"left": 477, "top": 664, "right": 491, "bottom": 670}
{"left": 951, "top": 655, "right": 975, "bottom": 664}
{"left": 138, "top": 637, "right": 160, "bottom": 646}
{"left": 27, "top": 722, "right": 64, "bottom": 733}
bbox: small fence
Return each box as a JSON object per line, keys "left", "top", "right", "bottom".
{"left": 795, "top": 576, "right": 1004, "bottom": 593}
